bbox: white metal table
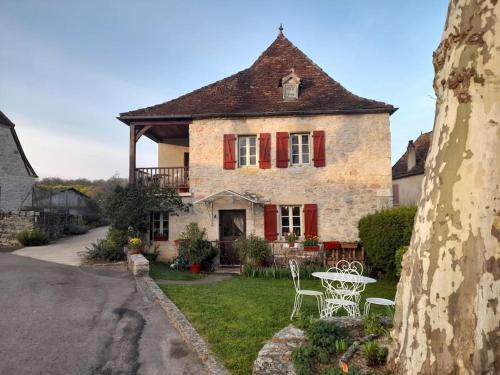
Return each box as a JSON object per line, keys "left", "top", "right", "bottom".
{"left": 312, "top": 272, "right": 376, "bottom": 317}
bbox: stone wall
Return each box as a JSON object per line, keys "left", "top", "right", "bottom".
{"left": 0, "top": 211, "right": 35, "bottom": 247}
{"left": 0, "top": 124, "right": 37, "bottom": 212}
{"left": 156, "top": 113, "right": 393, "bottom": 261}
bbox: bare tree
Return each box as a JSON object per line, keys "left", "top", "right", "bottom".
{"left": 390, "top": 1, "right": 499, "bottom": 374}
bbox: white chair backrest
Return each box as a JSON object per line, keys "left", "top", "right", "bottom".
{"left": 334, "top": 261, "right": 366, "bottom": 296}
{"left": 289, "top": 259, "right": 300, "bottom": 292}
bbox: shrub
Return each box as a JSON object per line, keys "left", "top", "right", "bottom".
{"left": 107, "top": 227, "right": 128, "bottom": 247}
{"left": 334, "top": 339, "right": 348, "bottom": 353}
{"left": 358, "top": 205, "right": 416, "bottom": 276}
{"left": 63, "top": 224, "right": 88, "bottom": 235}
{"left": 361, "top": 341, "right": 388, "bottom": 366}
{"left": 85, "top": 239, "right": 125, "bottom": 262}
{"left": 292, "top": 344, "right": 317, "bottom": 375}
{"left": 178, "top": 223, "right": 213, "bottom": 265}
{"left": 396, "top": 245, "right": 409, "bottom": 277}
{"left": 234, "top": 234, "right": 271, "bottom": 266}
{"left": 363, "top": 314, "right": 388, "bottom": 336}
{"left": 16, "top": 229, "right": 49, "bottom": 246}
{"left": 307, "top": 320, "right": 349, "bottom": 354}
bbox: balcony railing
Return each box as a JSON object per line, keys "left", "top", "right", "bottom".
{"left": 135, "top": 167, "right": 189, "bottom": 192}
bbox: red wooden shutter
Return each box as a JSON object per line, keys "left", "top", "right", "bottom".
{"left": 259, "top": 133, "right": 271, "bottom": 169}
{"left": 264, "top": 204, "right": 278, "bottom": 241}
{"left": 304, "top": 204, "right": 318, "bottom": 237}
{"left": 276, "top": 132, "right": 289, "bottom": 168}
{"left": 313, "top": 130, "right": 326, "bottom": 167}
{"left": 223, "top": 134, "right": 236, "bottom": 169}
{"left": 393, "top": 184, "right": 400, "bottom": 205}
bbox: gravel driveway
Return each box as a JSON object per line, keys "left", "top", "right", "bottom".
{"left": 13, "top": 226, "right": 108, "bottom": 266}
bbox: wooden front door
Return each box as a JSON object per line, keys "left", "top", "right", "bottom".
{"left": 219, "top": 210, "right": 246, "bottom": 265}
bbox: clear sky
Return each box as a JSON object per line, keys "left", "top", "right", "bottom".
{"left": 0, "top": 0, "right": 448, "bottom": 179}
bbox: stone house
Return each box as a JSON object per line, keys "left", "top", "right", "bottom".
{"left": 118, "top": 29, "right": 396, "bottom": 263}
{"left": 0, "top": 111, "right": 38, "bottom": 212}
{"left": 392, "top": 131, "right": 432, "bottom": 205}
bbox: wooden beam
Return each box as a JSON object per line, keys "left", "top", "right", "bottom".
{"left": 129, "top": 124, "right": 136, "bottom": 183}
{"left": 136, "top": 125, "right": 152, "bottom": 141}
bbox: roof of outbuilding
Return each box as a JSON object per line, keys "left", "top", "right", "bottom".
{"left": 392, "top": 131, "right": 433, "bottom": 180}
{"left": 119, "top": 31, "right": 396, "bottom": 121}
{"left": 0, "top": 110, "right": 38, "bottom": 178}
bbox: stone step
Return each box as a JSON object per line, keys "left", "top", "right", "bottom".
{"left": 214, "top": 266, "right": 242, "bottom": 275}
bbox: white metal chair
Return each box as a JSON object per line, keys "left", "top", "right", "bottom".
{"left": 321, "top": 261, "right": 366, "bottom": 317}
{"left": 364, "top": 297, "right": 395, "bottom": 316}
{"left": 289, "top": 260, "right": 324, "bottom": 320}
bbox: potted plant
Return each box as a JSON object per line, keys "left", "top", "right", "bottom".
{"left": 303, "top": 235, "right": 320, "bottom": 252}
{"left": 128, "top": 237, "right": 143, "bottom": 254}
{"left": 284, "top": 232, "right": 298, "bottom": 248}
{"left": 177, "top": 223, "right": 211, "bottom": 273}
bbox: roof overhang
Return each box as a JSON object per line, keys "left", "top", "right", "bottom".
{"left": 194, "top": 189, "right": 267, "bottom": 205}
{"left": 117, "top": 107, "right": 398, "bottom": 126}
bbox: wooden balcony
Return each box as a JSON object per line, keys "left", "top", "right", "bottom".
{"left": 135, "top": 167, "right": 189, "bottom": 192}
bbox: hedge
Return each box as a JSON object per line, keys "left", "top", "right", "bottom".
{"left": 358, "top": 206, "right": 416, "bottom": 276}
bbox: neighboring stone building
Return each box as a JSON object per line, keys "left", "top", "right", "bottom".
{"left": 392, "top": 131, "right": 432, "bottom": 205}
{"left": 118, "top": 28, "right": 396, "bottom": 263}
{"left": 0, "top": 111, "right": 38, "bottom": 212}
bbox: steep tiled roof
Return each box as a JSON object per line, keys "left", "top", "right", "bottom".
{"left": 392, "top": 131, "right": 433, "bottom": 180}
{"left": 119, "top": 32, "right": 396, "bottom": 120}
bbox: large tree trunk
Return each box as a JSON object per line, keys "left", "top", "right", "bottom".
{"left": 390, "top": 1, "right": 500, "bottom": 374}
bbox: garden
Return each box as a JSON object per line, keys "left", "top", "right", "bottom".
{"left": 82, "top": 181, "right": 415, "bottom": 374}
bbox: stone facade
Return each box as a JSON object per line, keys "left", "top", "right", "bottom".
{"left": 155, "top": 113, "right": 392, "bottom": 261}
{"left": 0, "top": 124, "right": 37, "bottom": 212}
{"left": 0, "top": 211, "right": 36, "bottom": 247}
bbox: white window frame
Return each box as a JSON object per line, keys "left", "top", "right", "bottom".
{"left": 237, "top": 135, "right": 258, "bottom": 168}
{"left": 290, "top": 133, "right": 311, "bottom": 166}
{"left": 279, "top": 205, "right": 303, "bottom": 238}
{"left": 151, "top": 211, "right": 169, "bottom": 241}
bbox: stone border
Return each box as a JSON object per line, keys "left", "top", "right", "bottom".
{"left": 253, "top": 324, "right": 306, "bottom": 375}
{"left": 136, "top": 275, "right": 229, "bottom": 375}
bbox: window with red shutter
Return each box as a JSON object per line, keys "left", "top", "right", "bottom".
{"left": 223, "top": 134, "right": 236, "bottom": 169}
{"left": 259, "top": 133, "right": 271, "bottom": 169}
{"left": 264, "top": 204, "right": 278, "bottom": 241}
{"left": 303, "top": 204, "right": 318, "bottom": 238}
{"left": 312, "top": 130, "right": 325, "bottom": 167}
{"left": 276, "top": 132, "right": 289, "bottom": 168}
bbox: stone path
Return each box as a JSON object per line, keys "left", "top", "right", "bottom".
{"left": 13, "top": 226, "right": 108, "bottom": 266}
{"left": 155, "top": 273, "right": 233, "bottom": 285}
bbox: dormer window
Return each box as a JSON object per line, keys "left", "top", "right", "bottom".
{"left": 281, "top": 69, "right": 301, "bottom": 101}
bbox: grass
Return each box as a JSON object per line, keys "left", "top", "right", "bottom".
{"left": 149, "top": 261, "right": 207, "bottom": 281}
{"left": 160, "top": 276, "right": 397, "bottom": 375}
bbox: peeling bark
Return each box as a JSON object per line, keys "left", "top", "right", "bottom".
{"left": 390, "top": 1, "right": 500, "bottom": 374}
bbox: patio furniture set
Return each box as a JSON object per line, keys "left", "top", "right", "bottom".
{"left": 289, "top": 259, "right": 394, "bottom": 320}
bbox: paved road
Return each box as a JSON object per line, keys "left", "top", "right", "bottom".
{"left": 13, "top": 226, "right": 109, "bottom": 266}
{"left": 0, "top": 254, "right": 207, "bottom": 375}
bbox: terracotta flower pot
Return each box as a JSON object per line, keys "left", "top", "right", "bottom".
{"left": 129, "top": 248, "right": 141, "bottom": 255}
{"left": 303, "top": 245, "right": 320, "bottom": 252}
{"left": 189, "top": 263, "right": 202, "bottom": 273}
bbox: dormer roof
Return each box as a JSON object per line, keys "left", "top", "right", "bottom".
{"left": 119, "top": 31, "right": 396, "bottom": 122}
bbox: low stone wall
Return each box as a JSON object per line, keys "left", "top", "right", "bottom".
{"left": 253, "top": 325, "right": 306, "bottom": 375}
{"left": 0, "top": 211, "right": 35, "bottom": 247}
{"left": 125, "top": 248, "right": 150, "bottom": 276}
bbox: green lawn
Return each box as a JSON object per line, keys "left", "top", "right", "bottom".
{"left": 149, "top": 261, "right": 207, "bottom": 281}
{"left": 160, "top": 276, "right": 397, "bottom": 375}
